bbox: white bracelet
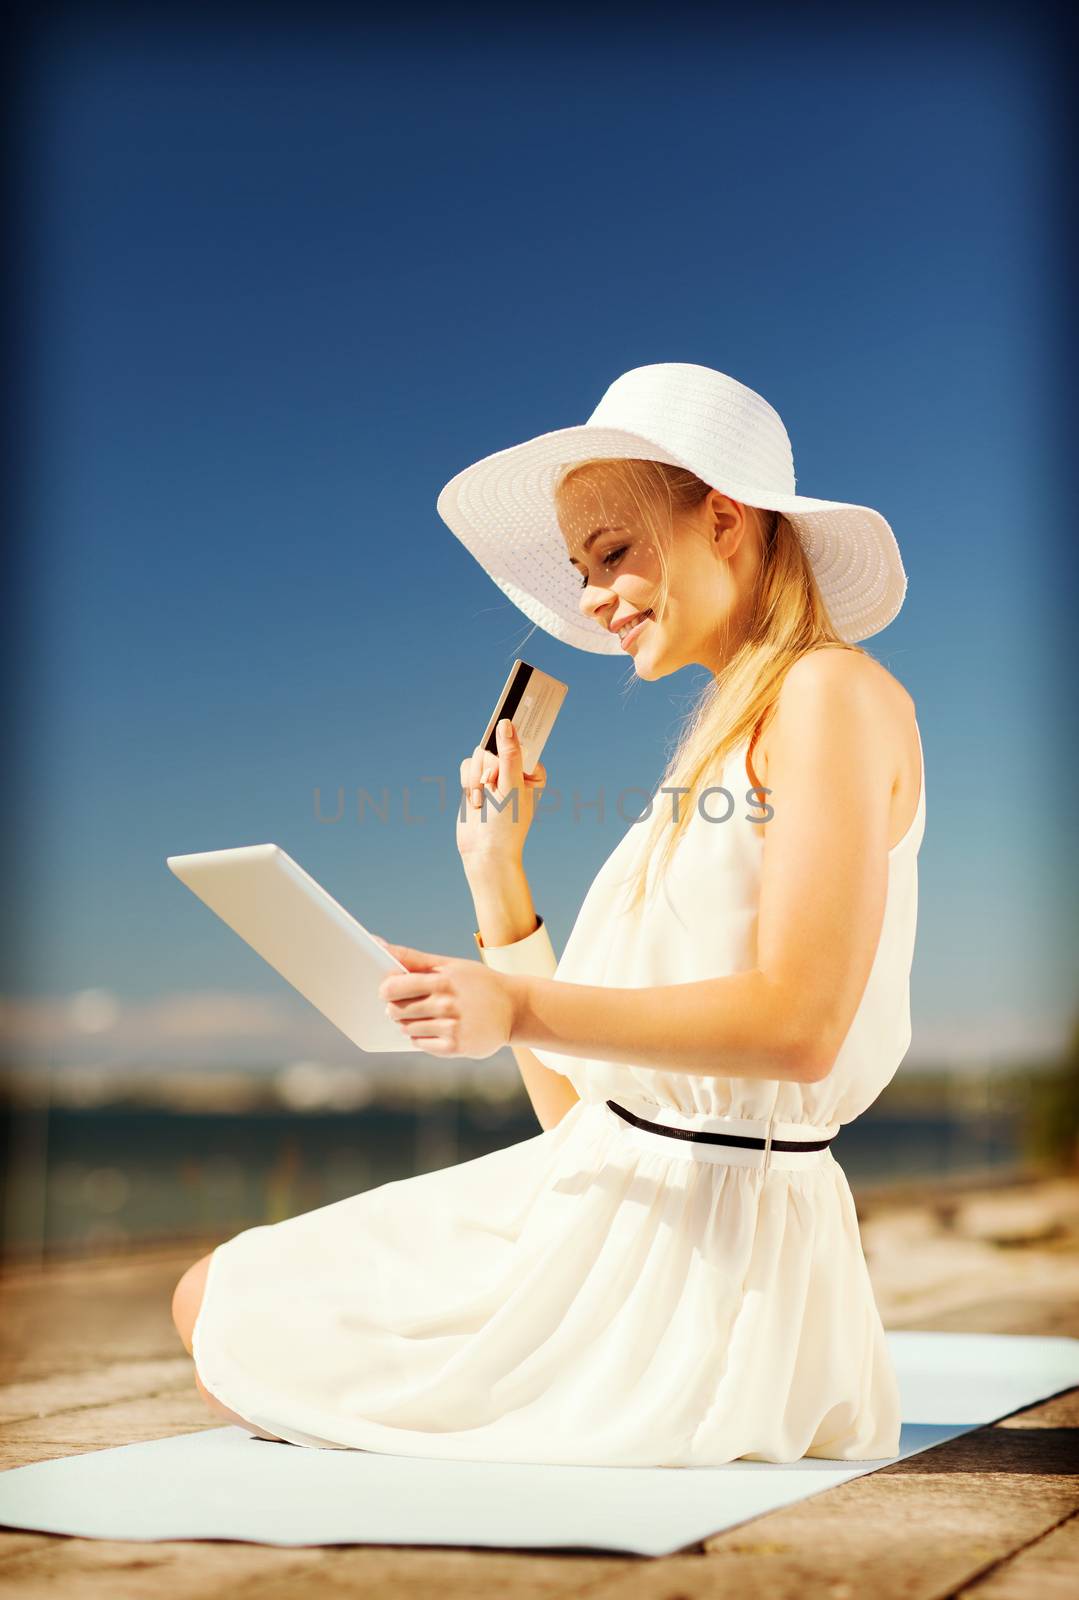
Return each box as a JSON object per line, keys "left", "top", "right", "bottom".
{"left": 474, "top": 914, "right": 558, "bottom": 977}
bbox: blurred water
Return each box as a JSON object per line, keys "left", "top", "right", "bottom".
{"left": 0, "top": 1097, "right": 1023, "bottom": 1262}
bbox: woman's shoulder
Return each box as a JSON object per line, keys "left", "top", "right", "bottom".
{"left": 752, "top": 646, "right": 917, "bottom": 805}
{"left": 781, "top": 643, "right": 911, "bottom": 702}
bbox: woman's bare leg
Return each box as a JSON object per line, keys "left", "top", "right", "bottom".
{"left": 172, "top": 1251, "right": 285, "bottom": 1442}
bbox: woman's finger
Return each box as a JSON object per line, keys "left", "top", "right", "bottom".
{"left": 388, "top": 991, "right": 450, "bottom": 1021}
{"left": 494, "top": 720, "right": 523, "bottom": 793}
{"left": 398, "top": 1019, "right": 455, "bottom": 1050}
{"left": 462, "top": 753, "right": 476, "bottom": 807}
{"left": 468, "top": 744, "right": 486, "bottom": 807}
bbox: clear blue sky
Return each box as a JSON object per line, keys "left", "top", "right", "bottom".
{"left": 5, "top": 4, "right": 1074, "bottom": 1073}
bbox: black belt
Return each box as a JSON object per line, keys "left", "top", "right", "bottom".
{"left": 606, "top": 1099, "right": 836, "bottom": 1152}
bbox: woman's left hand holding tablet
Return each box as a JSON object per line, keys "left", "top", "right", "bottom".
{"left": 372, "top": 935, "right": 517, "bottom": 1059}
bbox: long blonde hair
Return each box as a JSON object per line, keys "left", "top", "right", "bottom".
{"left": 552, "top": 457, "right": 868, "bottom": 917}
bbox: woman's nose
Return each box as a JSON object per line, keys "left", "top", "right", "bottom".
{"left": 579, "top": 583, "right": 613, "bottom": 627}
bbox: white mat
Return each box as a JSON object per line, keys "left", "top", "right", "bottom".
{"left": 2, "top": 1332, "right": 1077, "bottom": 1557}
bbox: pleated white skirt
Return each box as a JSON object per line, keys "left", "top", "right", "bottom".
{"left": 192, "top": 1097, "right": 902, "bottom": 1466}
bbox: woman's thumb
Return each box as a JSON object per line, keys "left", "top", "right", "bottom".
{"left": 377, "top": 939, "right": 439, "bottom": 972}
{"left": 496, "top": 718, "right": 523, "bottom": 781}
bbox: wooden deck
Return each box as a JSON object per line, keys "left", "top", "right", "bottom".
{"left": 1, "top": 1169, "right": 1077, "bottom": 1596}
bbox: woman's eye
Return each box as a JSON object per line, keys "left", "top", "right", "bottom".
{"left": 580, "top": 545, "right": 628, "bottom": 590}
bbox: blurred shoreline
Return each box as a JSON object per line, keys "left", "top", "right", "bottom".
{"left": 2, "top": 1056, "right": 1076, "bottom": 1266}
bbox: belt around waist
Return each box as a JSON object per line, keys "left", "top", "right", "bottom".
{"left": 605, "top": 1099, "right": 838, "bottom": 1173}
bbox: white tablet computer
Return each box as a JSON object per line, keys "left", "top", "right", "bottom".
{"left": 166, "top": 844, "right": 420, "bottom": 1055}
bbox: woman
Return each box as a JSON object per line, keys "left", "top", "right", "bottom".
{"left": 173, "top": 362, "right": 924, "bottom": 1465}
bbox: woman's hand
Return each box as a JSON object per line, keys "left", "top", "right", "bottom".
{"left": 457, "top": 719, "right": 547, "bottom": 867}
{"left": 373, "top": 936, "right": 517, "bottom": 1058}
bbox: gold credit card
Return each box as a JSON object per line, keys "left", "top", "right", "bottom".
{"left": 481, "top": 659, "right": 568, "bottom": 776}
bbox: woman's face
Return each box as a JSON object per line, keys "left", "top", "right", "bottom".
{"left": 559, "top": 470, "right": 761, "bottom": 679}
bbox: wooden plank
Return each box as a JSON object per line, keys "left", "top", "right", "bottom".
{"left": 0, "top": 1359, "right": 192, "bottom": 1427}
{"left": 0, "top": 1533, "right": 52, "bottom": 1568}
{"left": 955, "top": 1512, "right": 1079, "bottom": 1599}
{"left": 0, "top": 1540, "right": 361, "bottom": 1599}
{"left": 233, "top": 1548, "right": 636, "bottom": 1600}
{"left": 0, "top": 1252, "right": 200, "bottom": 1386}
{"left": 856, "top": 1180, "right": 1079, "bottom": 1337}
{"left": 571, "top": 1397, "right": 1079, "bottom": 1599}
{"left": 0, "top": 1540, "right": 634, "bottom": 1600}
{"left": 0, "top": 1394, "right": 220, "bottom": 1472}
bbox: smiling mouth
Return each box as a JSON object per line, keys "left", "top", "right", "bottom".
{"left": 615, "top": 609, "right": 654, "bottom": 646}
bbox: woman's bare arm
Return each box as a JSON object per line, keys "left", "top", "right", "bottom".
{"left": 503, "top": 652, "right": 900, "bottom": 1084}
{"left": 466, "top": 857, "right": 581, "bottom": 1132}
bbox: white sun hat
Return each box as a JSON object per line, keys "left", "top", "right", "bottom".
{"left": 436, "top": 362, "right": 907, "bottom": 654}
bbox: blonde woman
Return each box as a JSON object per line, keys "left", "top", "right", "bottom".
{"left": 174, "top": 363, "right": 924, "bottom": 1466}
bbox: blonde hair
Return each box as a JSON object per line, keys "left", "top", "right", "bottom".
{"left": 552, "top": 457, "right": 868, "bottom": 918}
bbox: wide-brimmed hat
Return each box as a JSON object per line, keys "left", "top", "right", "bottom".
{"left": 436, "top": 362, "right": 907, "bottom": 654}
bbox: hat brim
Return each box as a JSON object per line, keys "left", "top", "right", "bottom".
{"left": 437, "top": 423, "right": 907, "bottom": 653}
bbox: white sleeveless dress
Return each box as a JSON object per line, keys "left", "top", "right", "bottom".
{"left": 193, "top": 724, "right": 925, "bottom": 1465}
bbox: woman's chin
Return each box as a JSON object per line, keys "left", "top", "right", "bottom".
{"left": 630, "top": 644, "right": 662, "bottom": 680}
{"left": 633, "top": 636, "right": 683, "bottom": 681}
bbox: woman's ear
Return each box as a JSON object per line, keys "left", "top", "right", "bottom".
{"left": 707, "top": 492, "right": 748, "bottom": 552}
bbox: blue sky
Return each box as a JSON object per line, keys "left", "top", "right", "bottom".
{"left": 4, "top": 5, "right": 1073, "bottom": 1075}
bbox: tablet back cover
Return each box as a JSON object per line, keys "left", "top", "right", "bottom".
{"left": 167, "top": 844, "right": 419, "bottom": 1054}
